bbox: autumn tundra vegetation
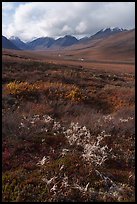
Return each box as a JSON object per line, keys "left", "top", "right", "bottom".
{"left": 2, "top": 50, "right": 135, "bottom": 202}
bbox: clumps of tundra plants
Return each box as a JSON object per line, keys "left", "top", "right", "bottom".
{"left": 19, "top": 114, "right": 112, "bottom": 167}
{"left": 17, "top": 113, "right": 135, "bottom": 169}
{"left": 2, "top": 113, "right": 135, "bottom": 202}
{"left": 4, "top": 81, "right": 86, "bottom": 102}
{"left": 64, "top": 122, "right": 112, "bottom": 166}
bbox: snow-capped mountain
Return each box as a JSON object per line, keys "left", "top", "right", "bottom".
{"left": 90, "top": 27, "right": 127, "bottom": 39}
{"left": 9, "top": 36, "right": 27, "bottom": 50}
{"left": 102, "top": 27, "right": 125, "bottom": 32}
{"left": 3, "top": 27, "right": 128, "bottom": 50}
{"left": 78, "top": 36, "right": 89, "bottom": 43}
{"left": 26, "top": 35, "right": 78, "bottom": 50}
{"left": 50, "top": 35, "right": 78, "bottom": 48}
{"left": 26, "top": 37, "right": 55, "bottom": 50}
{"left": 2, "top": 36, "right": 20, "bottom": 50}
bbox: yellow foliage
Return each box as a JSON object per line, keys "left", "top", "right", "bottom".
{"left": 65, "top": 87, "right": 86, "bottom": 102}
{"left": 5, "top": 81, "right": 86, "bottom": 102}
{"left": 5, "top": 81, "right": 40, "bottom": 95}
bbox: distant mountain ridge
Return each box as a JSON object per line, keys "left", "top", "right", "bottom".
{"left": 26, "top": 37, "right": 55, "bottom": 50}
{"left": 2, "top": 36, "right": 20, "bottom": 50}
{"left": 9, "top": 36, "right": 27, "bottom": 50}
{"left": 2, "top": 27, "right": 129, "bottom": 50}
{"left": 89, "top": 27, "right": 127, "bottom": 40}
{"left": 50, "top": 35, "right": 78, "bottom": 48}
{"left": 66, "top": 29, "right": 135, "bottom": 62}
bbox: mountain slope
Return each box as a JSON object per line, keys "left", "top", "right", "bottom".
{"left": 50, "top": 35, "right": 78, "bottom": 48}
{"left": 97, "top": 29, "right": 135, "bottom": 58}
{"left": 24, "top": 35, "right": 78, "bottom": 50}
{"left": 71, "top": 27, "right": 127, "bottom": 48}
{"left": 5, "top": 27, "right": 133, "bottom": 53}
{"left": 9, "top": 36, "right": 27, "bottom": 50}
{"left": 64, "top": 29, "right": 135, "bottom": 62}
{"left": 26, "top": 37, "right": 55, "bottom": 50}
{"left": 2, "top": 36, "right": 20, "bottom": 50}
{"left": 90, "top": 27, "right": 127, "bottom": 40}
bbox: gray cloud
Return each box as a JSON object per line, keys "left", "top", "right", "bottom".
{"left": 2, "top": 2, "right": 135, "bottom": 41}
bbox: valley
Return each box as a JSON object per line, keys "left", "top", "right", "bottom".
{"left": 2, "top": 18, "right": 135, "bottom": 203}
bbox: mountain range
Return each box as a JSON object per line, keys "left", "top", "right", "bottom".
{"left": 2, "top": 27, "right": 131, "bottom": 51}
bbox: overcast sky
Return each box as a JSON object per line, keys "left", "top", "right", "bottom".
{"left": 2, "top": 2, "right": 135, "bottom": 42}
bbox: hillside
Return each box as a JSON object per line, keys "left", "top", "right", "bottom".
{"left": 2, "top": 36, "right": 20, "bottom": 50}
{"left": 63, "top": 29, "right": 135, "bottom": 62}
{"left": 26, "top": 37, "right": 55, "bottom": 50}
{"left": 9, "top": 36, "right": 27, "bottom": 50}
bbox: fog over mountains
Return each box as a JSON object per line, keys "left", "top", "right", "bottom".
{"left": 2, "top": 27, "right": 130, "bottom": 50}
